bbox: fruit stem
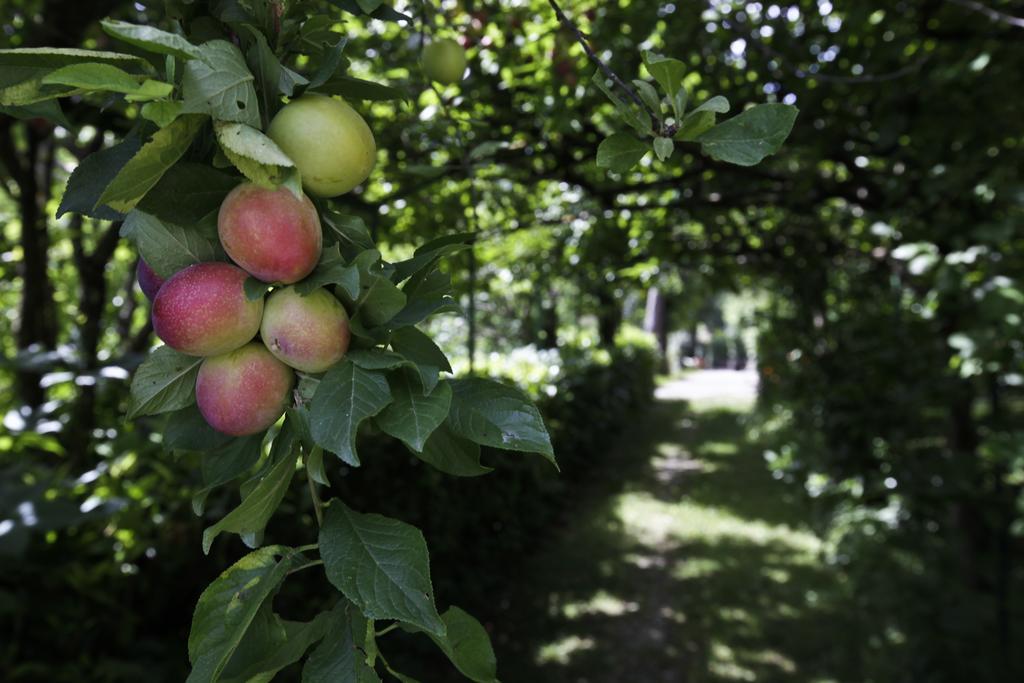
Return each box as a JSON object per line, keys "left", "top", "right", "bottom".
{"left": 303, "top": 448, "right": 325, "bottom": 526}
{"left": 375, "top": 623, "right": 400, "bottom": 637}
{"left": 287, "top": 559, "right": 323, "bottom": 575}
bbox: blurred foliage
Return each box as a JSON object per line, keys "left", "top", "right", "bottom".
{"left": 1, "top": 0, "right": 1024, "bottom": 681}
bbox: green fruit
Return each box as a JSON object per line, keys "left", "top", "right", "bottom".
{"left": 267, "top": 94, "right": 376, "bottom": 198}
{"left": 421, "top": 38, "right": 467, "bottom": 85}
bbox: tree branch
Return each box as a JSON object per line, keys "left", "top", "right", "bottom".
{"left": 547, "top": 0, "right": 673, "bottom": 137}
{"left": 946, "top": 0, "right": 1024, "bottom": 28}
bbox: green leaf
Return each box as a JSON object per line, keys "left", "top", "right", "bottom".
{"left": 302, "top": 601, "right": 380, "bottom": 683}
{"left": 376, "top": 374, "right": 452, "bottom": 452}
{"left": 101, "top": 19, "right": 203, "bottom": 61}
{"left": 448, "top": 378, "right": 556, "bottom": 464}
{"left": 186, "top": 546, "right": 296, "bottom": 683}
{"left": 306, "top": 445, "right": 329, "bottom": 486}
{"left": 356, "top": 0, "right": 385, "bottom": 13}
{"left": 214, "top": 121, "right": 295, "bottom": 188}
{"left": 98, "top": 113, "right": 207, "bottom": 212}
{"left": 414, "top": 422, "right": 491, "bottom": 477}
{"left": 0, "top": 48, "right": 146, "bottom": 106}
{"left": 340, "top": 250, "right": 406, "bottom": 329}
{"left": 202, "top": 445, "right": 298, "bottom": 554}
{"left": 128, "top": 345, "right": 201, "bottom": 419}
{"left": 0, "top": 47, "right": 145, "bottom": 69}
{"left": 671, "top": 88, "right": 688, "bottom": 120}
{"left": 328, "top": 0, "right": 412, "bottom": 22}
{"left": 163, "top": 404, "right": 233, "bottom": 452}
{"left": 596, "top": 133, "right": 648, "bottom": 173}
{"left": 468, "top": 141, "right": 506, "bottom": 162}
{"left": 221, "top": 608, "right": 331, "bottom": 683}
{"left": 182, "top": 40, "right": 260, "bottom": 128}
{"left": 0, "top": 100, "right": 70, "bottom": 128}
{"left": 141, "top": 100, "right": 184, "bottom": 127}
{"left": 245, "top": 26, "right": 308, "bottom": 121}
{"left": 57, "top": 135, "right": 142, "bottom": 220}
{"left": 408, "top": 607, "right": 497, "bottom": 683}
{"left": 632, "top": 79, "right": 662, "bottom": 115}
{"left": 393, "top": 268, "right": 459, "bottom": 328}
{"left": 356, "top": 275, "right": 406, "bottom": 328}
{"left": 304, "top": 35, "right": 348, "bottom": 91}
{"left": 319, "top": 500, "right": 445, "bottom": 636}
{"left": 41, "top": 63, "right": 173, "bottom": 101}
{"left": 675, "top": 110, "right": 716, "bottom": 141}
{"left": 310, "top": 360, "right": 392, "bottom": 466}
{"left": 392, "top": 233, "right": 472, "bottom": 283}
{"left": 193, "top": 433, "right": 267, "bottom": 515}
{"left": 137, "top": 162, "right": 239, "bottom": 225}
{"left": 696, "top": 103, "right": 798, "bottom": 166}
{"left": 674, "top": 96, "right": 730, "bottom": 141}
{"left": 693, "top": 95, "right": 730, "bottom": 115}
{"left": 344, "top": 350, "right": 409, "bottom": 370}
{"left": 654, "top": 136, "right": 674, "bottom": 161}
{"left": 244, "top": 277, "right": 272, "bottom": 301}
{"left": 642, "top": 51, "right": 685, "bottom": 100}
{"left": 389, "top": 327, "right": 451, "bottom": 394}
{"left": 120, "top": 210, "right": 221, "bottom": 279}
{"left": 323, "top": 212, "right": 375, "bottom": 255}
{"left": 0, "top": 72, "right": 73, "bottom": 106}
{"left": 296, "top": 245, "right": 361, "bottom": 299}
{"left": 592, "top": 72, "right": 651, "bottom": 136}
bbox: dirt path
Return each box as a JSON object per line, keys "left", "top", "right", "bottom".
{"left": 492, "top": 371, "right": 859, "bottom": 683}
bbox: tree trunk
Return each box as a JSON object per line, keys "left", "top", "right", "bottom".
{"left": 467, "top": 245, "right": 477, "bottom": 372}
{"left": 643, "top": 286, "right": 669, "bottom": 372}
{"left": 539, "top": 287, "right": 558, "bottom": 349}
{"left": 596, "top": 287, "right": 621, "bottom": 348}
{"left": 15, "top": 129, "right": 58, "bottom": 408}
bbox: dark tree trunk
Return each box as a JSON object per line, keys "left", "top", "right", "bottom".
{"left": 467, "top": 246, "right": 477, "bottom": 372}
{"left": 596, "top": 287, "right": 621, "bottom": 348}
{"left": 538, "top": 287, "right": 558, "bottom": 349}
{"left": 643, "top": 286, "right": 669, "bottom": 372}
{"left": 66, "top": 216, "right": 121, "bottom": 461}
{"left": 14, "top": 129, "right": 59, "bottom": 408}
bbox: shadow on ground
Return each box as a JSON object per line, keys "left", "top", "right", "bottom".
{"left": 481, "top": 390, "right": 861, "bottom": 683}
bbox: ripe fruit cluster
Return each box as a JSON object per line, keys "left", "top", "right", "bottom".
{"left": 138, "top": 96, "right": 373, "bottom": 437}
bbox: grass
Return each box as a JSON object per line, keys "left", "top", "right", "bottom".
{"left": 485, "top": 385, "right": 861, "bottom": 683}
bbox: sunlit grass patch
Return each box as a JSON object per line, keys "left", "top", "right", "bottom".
{"left": 614, "top": 491, "right": 821, "bottom": 555}
{"left": 535, "top": 634, "right": 596, "bottom": 665}
{"left": 671, "top": 556, "right": 722, "bottom": 579}
{"left": 559, "top": 589, "right": 638, "bottom": 620}
{"left": 700, "top": 440, "right": 740, "bottom": 456}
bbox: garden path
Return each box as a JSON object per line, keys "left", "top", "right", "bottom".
{"left": 493, "top": 370, "right": 859, "bottom": 683}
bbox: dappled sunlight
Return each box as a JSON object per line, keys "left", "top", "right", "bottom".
{"left": 559, "top": 589, "right": 639, "bottom": 620}
{"left": 701, "top": 440, "right": 740, "bottom": 456}
{"left": 497, "top": 372, "right": 860, "bottom": 683}
{"left": 614, "top": 492, "right": 821, "bottom": 555}
{"left": 535, "top": 634, "right": 596, "bottom": 665}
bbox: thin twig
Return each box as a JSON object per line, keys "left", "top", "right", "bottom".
{"left": 546, "top": 0, "right": 673, "bottom": 137}
{"left": 946, "top": 0, "right": 1024, "bottom": 28}
{"left": 375, "top": 623, "right": 400, "bottom": 637}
